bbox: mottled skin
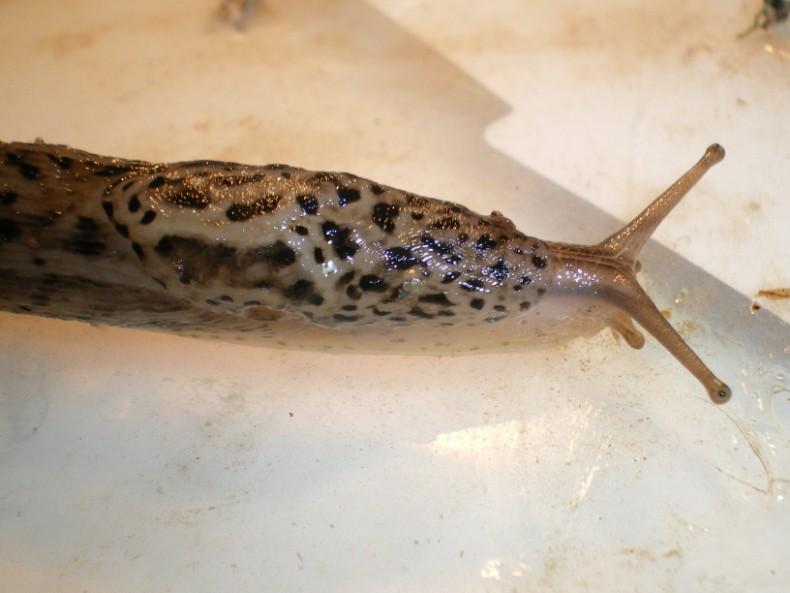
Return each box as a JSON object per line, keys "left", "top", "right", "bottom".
{"left": 0, "top": 141, "right": 731, "bottom": 403}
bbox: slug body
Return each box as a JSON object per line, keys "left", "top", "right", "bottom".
{"left": 0, "top": 141, "right": 730, "bottom": 403}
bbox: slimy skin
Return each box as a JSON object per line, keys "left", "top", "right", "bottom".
{"left": 0, "top": 141, "right": 730, "bottom": 403}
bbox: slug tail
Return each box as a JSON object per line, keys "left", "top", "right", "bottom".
{"left": 598, "top": 144, "right": 725, "bottom": 266}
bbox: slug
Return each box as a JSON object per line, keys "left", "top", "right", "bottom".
{"left": 0, "top": 140, "right": 731, "bottom": 403}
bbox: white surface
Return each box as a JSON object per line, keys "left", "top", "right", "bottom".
{"left": 1, "top": 1, "right": 789, "bottom": 592}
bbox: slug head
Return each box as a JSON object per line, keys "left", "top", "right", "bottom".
{"left": 546, "top": 145, "right": 731, "bottom": 404}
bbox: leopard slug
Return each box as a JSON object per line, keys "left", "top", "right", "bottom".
{"left": 0, "top": 141, "right": 731, "bottom": 403}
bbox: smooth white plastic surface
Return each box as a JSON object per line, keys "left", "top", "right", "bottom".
{"left": 1, "top": 1, "right": 788, "bottom": 591}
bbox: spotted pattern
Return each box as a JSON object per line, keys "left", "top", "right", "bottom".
{"left": 96, "top": 156, "right": 553, "bottom": 328}
{"left": 1, "top": 141, "right": 552, "bottom": 334}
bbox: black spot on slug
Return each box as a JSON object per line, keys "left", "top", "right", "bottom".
{"left": 336, "top": 271, "right": 356, "bottom": 286}
{"left": 154, "top": 236, "right": 173, "bottom": 255}
{"left": 482, "top": 259, "right": 509, "bottom": 280}
{"left": 76, "top": 217, "right": 100, "bottom": 233}
{"left": 284, "top": 279, "right": 315, "bottom": 301}
{"left": 333, "top": 313, "right": 360, "bottom": 323}
{"left": 101, "top": 201, "right": 114, "bottom": 219}
{"left": 372, "top": 202, "right": 400, "bottom": 233}
{"left": 383, "top": 246, "right": 419, "bottom": 270}
{"left": 418, "top": 293, "right": 454, "bottom": 307}
{"left": 532, "top": 255, "right": 548, "bottom": 269}
{"left": 409, "top": 307, "right": 434, "bottom": 319}
{"left": 441, "top": 271, "right": 461, "bottom": 284}
{"left": 131, "top": 242, "right": 144, "bottom": 259}
{"left": 169, "top": 188, "right": 210, "bottom": 209}
{"left": 94, "top": 164, "right": 132, "bottom": 177}
{"left": 520, "top": 301, "right": 531, "bottom": 311}
{"left": 359, "top": 274, "right": 388, "bottom": 292}
{"left": 253, "top": 240, "right": 296, "bottom": 268}
{"left": 297, "top": 194, "right": 319, "bottom": 215}
{"left": 46, "top": 153, "right": 73, "bottom": 170}
{"left": 294, "top": 225, "right": 308, "bottom": 236}
{"left": 18, "top": 162, "right": 39, "bottom": 180}
{"left": 128, "top": 195, "right": 141, "bottom": 213}
{"left": 346, "top": 285, "right": 362, "bottom": 300}
{"left": 140, "top": 211, "right": 156, "bottom": 225}
{"left": 148, "top": 176, "right": 166, "bottom": 189}
{"left": 313, "top": 247, "right": 325, "bottom": 264}
{"left": 459, "top": 278, "right": 485, "bottom": 292}
{"left": 337, "top": 187, "right": 361, "bottom": 206}
{"left": 0, "top": 218, "right": 20, "bottom": 241}
{"left": 113, "top": 223, "right": 129, "bottom": 239}
{"left": 66, "top": 239, "right": 105, "bottom": 256}
{"left": 470, "top": 298, "right": 485, "bottom": 310}
{"left": 32, "top": 257, "right": 45, "bottom": 266}
{"left": 321, "top": 221, "right": 358, "bottom": 260}
{"left": 308, "top": 294, "right": 325, "bottom": 306}
{"left": 226, "top": 194, "right": 282, "bottom": 221}
{"left": 421, "top": 234, "right": 455, "bottom": 256}
{"left": 430, "top": 216, "right": 460, "bottom": 230}
{"left": 475, "top": 234, "right": 497, "bottom": 251}
{"left": 0, "top": 191, "right": 17, "bottom": 205}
